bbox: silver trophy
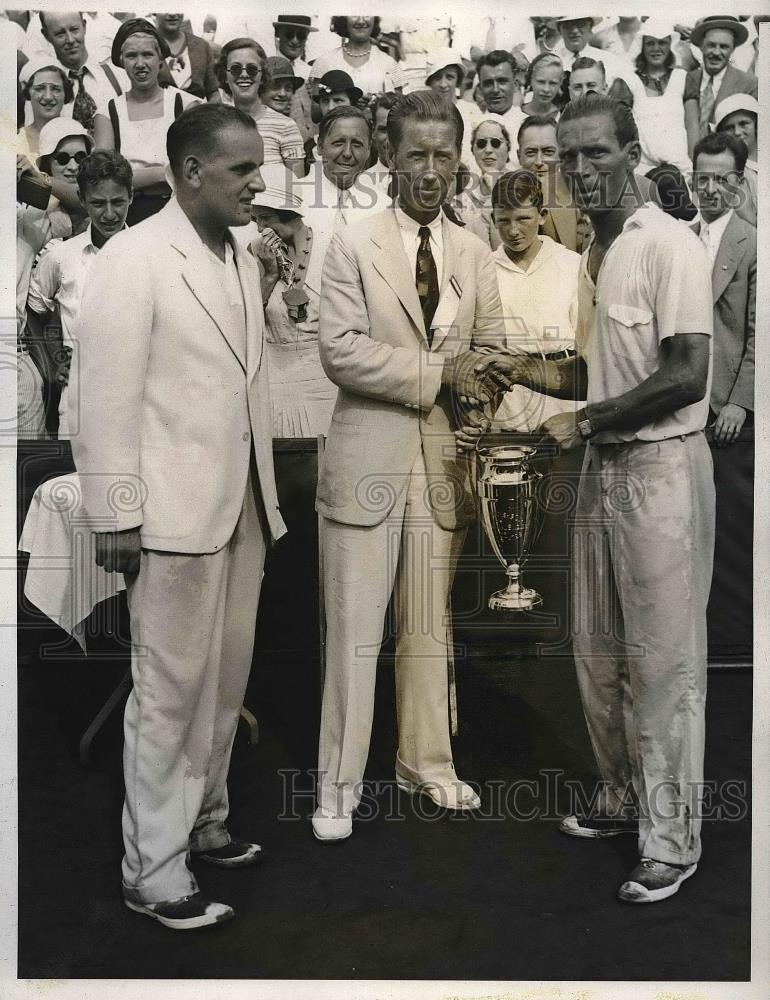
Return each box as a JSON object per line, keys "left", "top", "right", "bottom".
{"left": 476, "top": 445, "right": 545, "bottom": 611}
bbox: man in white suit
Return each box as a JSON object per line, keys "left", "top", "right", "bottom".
{"left": 312, "top": 90, "right": 506, "bottom": 841}
{"left": 70, "top": 104, "right": 286, "bottom": 929}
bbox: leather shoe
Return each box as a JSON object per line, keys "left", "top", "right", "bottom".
{"left": 559, "top": 813, "right": 638, "bottom": 838}
{"left": 396, "top": 772, "right": 481, "bottom": 811}
{"left": 192, "top": 841, "right": 263, "bottom": 868}
{"left": 312, "top": 807, "right": 353, "bottom": 842}
{"left": 618, "top": 858, "right": 697, "bottom": 903}
{"left": 124, "top": 892, "right": 234, "bottom": 930}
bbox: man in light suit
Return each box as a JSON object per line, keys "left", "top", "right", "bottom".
{"left": 312, "top": 90, "right": 506, "bottom": 841}
{"left": 70, "top": 104, "right": 286, "bottom": 929}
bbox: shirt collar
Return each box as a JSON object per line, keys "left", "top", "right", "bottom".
{"left": 394, "top": 205, "right": 442, "bottom": 239}
{"left": 700, "top": 208, "right": 733, "bottom": 240}
{"left": 493, "top": 235, "right": 552, "bottom": 274}
{"left": 702, "top": 64, "right": 727, "bottom": 89}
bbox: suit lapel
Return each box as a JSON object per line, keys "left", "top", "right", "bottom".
{"left": 370, "top": 210, "right": 427, "bottom": 342}
{"left": 234, "top": 240, "right": 264, "bottom": 377}
{"left": 712, "top": 213, "right": 747, "bottom": 303}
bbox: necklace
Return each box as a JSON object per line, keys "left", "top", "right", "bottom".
{"left": 342, "top": 42, "right": 371, "bottom": 58}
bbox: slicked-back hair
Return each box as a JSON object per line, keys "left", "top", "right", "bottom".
{"left": 517, "top": 113, "right": 558, "bottom": 148}
{"left": 492, "top": 169, "right": 544, "bottom": 211}
{"left": 386, "top": 90, "right": 463, "bottom": 154}
{"left": 525, "top": 51, "right": 564, "bottom": 91}
{"left": 571, "top": 56, "right": 606, "bottom": 80}
{"left": 76, "top": 149, "right": 134, "bottom": 197}
{"left": 558, "top": 92, "right": 639, "bottom": 147}
{"left": 167, "top": 103, "right": 258, "bottom": 178}
{"left": 693, "top": 130, "right": 748, "bottom": 174}
{"left": 477, "top": 49, "right": 519, "bottom": 79}
{"left": 318, "top": 104, "right": 373, "bottom": 145}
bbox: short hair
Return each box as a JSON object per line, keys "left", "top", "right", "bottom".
{"left": 318, "top": 104, "right": 373, "bottom": 146}
{"left": 374, "top": 91, "right": 400, "bottom": 117}
{"left": 39, "top": 11, "right": 84, "bottom": 35}
{"left": 525, "top": 51, "right": 564, "bottom": 91}
{"left": 167, "top": 103, "right": 258, "bottom": 178}
{"left": 476, "top": 49, "right": 519, "bottom": 80}
{"left": 692, "top": 130, "right": 748, "bottom": 173}
{"left": 22, "top": 63, "right": 74, "bottom": 104}
{"left": 492, "top": 169, "right": 544, "bottom": 211}
{"left": 331, "top": 16, "right": 381, "bottom": 39}
{"left": 571, "top": 57, "right": 606, "bottom": 80}
{"left": 517, "top": 113, "right": 558, "bottom": 148}
{"left": 558, "top": 93, "right": 639, "bottom": 147}
{"left": 76, "top": 150, "right": 133, "bottom": 197}
{"left": 470, "top": 119, "right": 512, "bottom": 151}
{"left": 214, "top": 37, "right": 267, "bottom": 95}
{"left": 386, "top": 90, "right": 463, "bottom": 153}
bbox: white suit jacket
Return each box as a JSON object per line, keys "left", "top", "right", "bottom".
{"left": 316, "top": 208, "right": 505, "bottom": 531}
{"left": 70, "top": 198, "right": 286, "bottom": 553}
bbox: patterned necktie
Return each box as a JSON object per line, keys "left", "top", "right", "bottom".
{"left": 699, "top": 76, "right": 716, "bottom": 135}
{"left": 416, "top": 226, "right": 439, "bottom": 344}
{"left": 69, "top": 67, "right": 97, "bottom": 133}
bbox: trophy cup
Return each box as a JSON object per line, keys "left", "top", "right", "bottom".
{"left": 476, "top": 445, "right": 545, "bottom": 611}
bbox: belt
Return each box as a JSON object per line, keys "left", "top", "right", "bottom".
{"left": 541, "top": 348, "right": 577, "bottom": 361}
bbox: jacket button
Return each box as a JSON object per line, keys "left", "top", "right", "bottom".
{"left": 242, "top": 432, "right": 250, "bottom": 442}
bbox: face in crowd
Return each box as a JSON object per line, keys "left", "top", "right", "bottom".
{"left": 701, "top": 28, "right": 737, "bottom": 77}
{"left": 493, "top": 199, "right": 547, "bottom": 257}
{"left": 344, "top": 16, "right": 376, "bottom": 42}
{"left": 718, "top": 111, "right": 757, "bottom": 160}
{"left": 49, "top": 136, "right": 90, "bottom": 183}
{"left": 251, "top": 205, "right": 297, "bottom": 244}
{"left": 41, "top": 12, "right": 87, "bottom": 69}
{"left": 195, "top": 124, "right": 266, "bottom": 228}
{"left": 226, "top": 46, "right": 264, "bottom": 103}
{"left": 276, "top": 24, "right": 310, "bottom": 62}
{"left": 567, "top": 65, "right": 606, "bottom": 102}
{"left": 319, "top": 90, "right": 353, "bottom": 118}
{"left": 262, "top": 76, "right": 295, "bottom": 116}
{"left": 641, "top": 34, "right": 673, "bottom": 70}
{"left": 557, "top": 112, "right": 640, "bottom": 214}
{"left": 155, "top": 13, "right": 184, "bottom": 34}
{"left": 28, "top": 68, "right": 68, "bottom": 125}
{"left": 559, "top": 18, "right": 594, "bottom": 54}
{"left": 428, "top": 66, "right": 462, "bottom": 102}
{"left": 82, "top": 177, "right": 133, "bottom": 242}
{"left": 518, "top": 124, "right": 560, "bottom": 177}
{"left": 693, "top": 148, "right": 743, "bottom": 224}
{"left": 529, "top": 59, "right": 563, "bottom": 108}
{"left": 121, "top": 33, "right": 163, "bottom": 91}
{"left": 472, "top": 121, "right": 510, "bottom": 175}
{"left": 478, "top": 60, "right": 517, "bottom": 115}
{"left": 319, "top": 115, "right": 371, "bottom": 190}
{"left": 389, "top": 117, "right": 460, "bottom": 218}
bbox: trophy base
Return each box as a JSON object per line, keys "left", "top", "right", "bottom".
{"left": 489, "top": 586, "right": 543, "bottom": 612}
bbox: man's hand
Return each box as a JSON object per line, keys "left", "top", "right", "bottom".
{"left": 454, "top": 410, "right": 491, "bottom": 452}
{"left": 474, "top": 352, "right": 535, "bottom": 394}
{"left": 442, "top": 351, "right": 494, "bottom": 408}
{"left": 540, "top": 411, "right": 584, "bottom": 450}
{"left": 94, "top": 528, "right": 141, "bottom": 575}
{"left": 712, "top": 402, "right": 747, "bottom": 447}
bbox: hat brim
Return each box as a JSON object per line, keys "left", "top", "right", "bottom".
{"left": 318, "top": 85, "right": 364, "bottom": 104}
{"left": 690, "top": 19, "right": 749, "bottom": 49}
{"left": 36, "top": 132, "right": 93, "bottom": 170}
{"left": 555, "top": 16, "right": 603, "bottom": 28}
{"left": 426, "top": 63, "right": 465, "bottom": 86}
{"left": 269, "top": 74, "right": 305, "bottom": 92}
{"left": 272, "top": 21, "right": 318, "bottom": 32}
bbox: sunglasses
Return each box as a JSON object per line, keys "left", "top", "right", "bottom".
{"left": 52, "top": 150, "right": 88, "bottom": 166}
{"left": 475, "top": 137, "right": 504, "bottom": 150}
{"left": 278, "top": 28, "right": 308, "bottom": 40}
{"left": 228, "top": 62, "right": 261, "bottom": 80}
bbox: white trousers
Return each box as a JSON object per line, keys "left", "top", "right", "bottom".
{"left": 121, "top": 468, "right": 267, "bottom": 904}
{"left": 318, "top": 451, "right": 466, "bottom": 815}
{"left": 572, "top": 434, "right": 715, "bottom": 865}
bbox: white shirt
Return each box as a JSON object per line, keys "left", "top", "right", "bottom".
{"left": 24, "top": 56, "right": 129, "bottom": 127}
{"left": 555, "top": 42, "right": 623, "bottom": 85}
{"left": 310, "top": 45, "right": 405, "bottom": 94}
{"left": 492, "top": 236, "right": 583, "bottom": 431}
{"left": 699, "top": 209, "right": 733, "bottom": 269}
{"left": 700, "top": 64, "right": 728, "bottom": 95}
{"left": 578, "top": 203, "right": 713, "bottom": 443}
{"left": 394, "top": 206, "right": 444, "bottom": 289}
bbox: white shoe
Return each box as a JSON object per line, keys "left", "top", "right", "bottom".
{"left": 618, "top": 858, "right": 698, "bottom": 903}
{"left": 395, "top": 773, "right": 481, "bottom": 811}
{"left": 312, "top": 806, "right": 353, "bottom": 842}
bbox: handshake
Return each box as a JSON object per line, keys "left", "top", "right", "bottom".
{"left": 441, "top": 350, "right": 533, "bottom": 409}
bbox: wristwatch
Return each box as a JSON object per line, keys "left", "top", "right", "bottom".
{"left": 577, "top": 414, "right": 594, "bottom": 440}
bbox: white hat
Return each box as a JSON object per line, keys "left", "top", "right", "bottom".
{"left": 424, "top": 47, "right": 465, "bottom": 86}
{"left": 251, "top": 165, "right": 304, "bottom": 214}
{"left": 639, "top": 18, "right": 680, "bottom": 46}
{"left": 19, "top": 55, "right": 68, "bottom": 86}
{"left": 555, "top": 16, "right": 603, "bottom": 28}
{"left": 713, "top": 93, "right": 759, "bottom": 129}
{"left": 36, "top": 118, "right": 93, "bottom": 168}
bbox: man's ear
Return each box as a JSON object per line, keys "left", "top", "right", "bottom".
{"left": 181, "top": 154, "right": 202, "bottom": 187}
{"left": 626, "top": 139, "right": 642, "bottom": 172}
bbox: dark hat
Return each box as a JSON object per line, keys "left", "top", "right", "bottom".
{"left": 111, "top": 17, "right": 170, "bottom": 67}
{"left": 264, "top": 56, "right": 304, "bottom": 91}
{"left": 272, "top": 15, "right": 317, "bottom": 33}
{"left": 690, "top": 16, "right": 749, "bottom": 49}
{"left": 317, "top": 69, "right": 363, "bottom": 104}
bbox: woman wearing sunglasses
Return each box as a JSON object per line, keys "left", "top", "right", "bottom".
{"left": 92, "top": 18, "right": 201, "bottom": 225}
{"left": 17, "top": 56, "right": 74, "bottom": 159}
{"left": 453, "top": 118, "right": 512, "bottom": 248}
{"left": 215, "top": 38, "right": 306, "bottom": 178}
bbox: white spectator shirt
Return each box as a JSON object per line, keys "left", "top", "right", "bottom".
{"left": 698, "top": 209, "right": 733, "bottom": 270}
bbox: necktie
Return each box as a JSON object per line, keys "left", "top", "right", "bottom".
{"left": 69, "top": 67, "right": 97, "bottom": 133}
{"left": 416, "top": 226, "right": 439, "bottom": 344}
{"left": 699, "top": 76, "right": 716, "bottom": 135}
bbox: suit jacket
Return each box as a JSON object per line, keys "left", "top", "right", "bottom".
{"left": 693, "top": 213, "right": 756, "bottom": 414}
{"left": 316, "top": 209, "right": 505, "bottom": 531}
{"left": 684, "top": 64, "right": 758, "bottom": 151}
{"left": 70, "top": 199, "right": 286, "bottom": 552}
{"left": 158, "top": 33, "right": 219, "bottom": 99}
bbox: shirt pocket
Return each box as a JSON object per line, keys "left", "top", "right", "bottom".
{"left": 606, "top": 303, "right": 655, "bottom": 361}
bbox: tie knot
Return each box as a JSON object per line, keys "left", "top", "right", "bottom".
{"left": 69, "top": 67, "right": 86, "bottom": 80}
{"left": 418, "top": 225, "right": 431, "bottom": 241}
